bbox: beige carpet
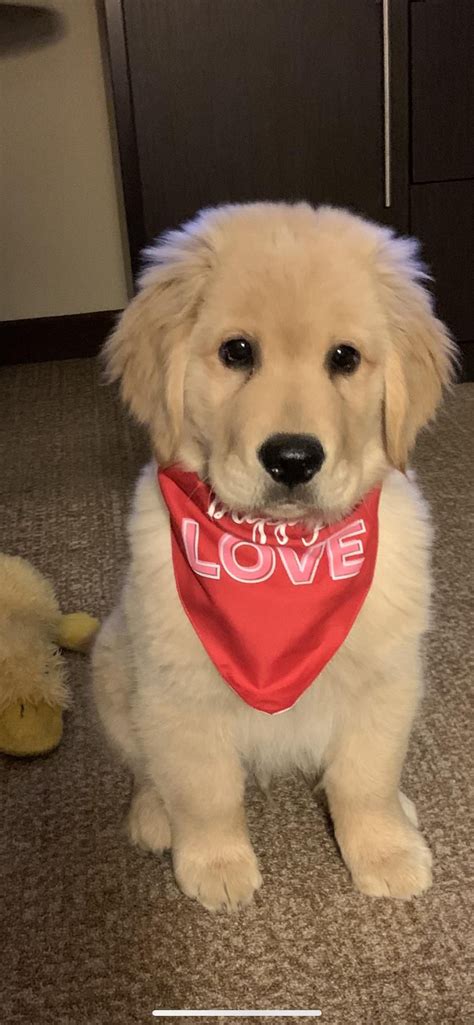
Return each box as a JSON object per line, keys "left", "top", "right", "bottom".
{"left": 1, "top": 359, "right": 473, "bottom": 1025}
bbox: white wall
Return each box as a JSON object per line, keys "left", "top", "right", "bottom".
{"left": 1, "top": 0, "right": 131, "bottom": 321}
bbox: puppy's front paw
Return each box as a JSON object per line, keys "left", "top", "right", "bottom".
{"left": 127, "top": 785, "right": 171, "bottom": 853}
{"left": 345, "top": 821, "right": 432, "bottom": 900}
{"left": 174, "top": 841, "right": 262, "bottom": 912}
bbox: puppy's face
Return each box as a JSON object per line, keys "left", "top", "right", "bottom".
{"left": 184, "top": 231, "right": 388, "bottom": 521}
{"left": 106, "top": 204, "right": 455, "bottom": 522}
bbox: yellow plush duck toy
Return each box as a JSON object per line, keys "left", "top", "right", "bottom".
{"left": 0, "top": 554, "right": 99, "bottom": 756}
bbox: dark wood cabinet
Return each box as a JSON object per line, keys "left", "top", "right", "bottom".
{"left": 122, "top": 0, "right": 400, "bottom": 241}
{"left": 411, "top": 0, "right": 474, "bottom": 184}
{"left": 105, "top": 0, "right": 410, "bottom": 258}
{"left": 103, "top": 0, "right": 473, "bottom": 375}
{"left": 409, "top": 0, "right": 474, "bottom": 371}
{"left": 411, "top": 181, "right": 474, "bottom": 344}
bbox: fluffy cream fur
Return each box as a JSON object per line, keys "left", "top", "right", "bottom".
{"left": 92, "top": 202, "right": 456, "bottom": 911}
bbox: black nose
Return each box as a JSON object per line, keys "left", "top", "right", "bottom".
{"left": 258, "top": 433, "right": 325, "bottom": 489}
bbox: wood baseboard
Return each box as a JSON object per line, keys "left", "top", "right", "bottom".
{"left": 459, "top": 341, "right": 474, "bottom": 382}
{"left": 1, "top": 312, "right": 472, "bottom": 382}
{"left": 0, "top": 310, "right": 121, "bottom": 366}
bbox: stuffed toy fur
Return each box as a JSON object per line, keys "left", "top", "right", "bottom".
{"left": 0, "top": 554, "right": 99, "bottom": 756}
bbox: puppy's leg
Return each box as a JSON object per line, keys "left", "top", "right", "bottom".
{"left": 127, "top": 779, "right": 171, "bottom": 853}
{"left": 92, "top": 607, "right": 139, "bottom": 765}
{"left": 323, "top": 658, "right": 432, "bottom": 900}
{"left": 92, "top": 609, "right": 171, "bottom": 851}
{"left": 146, "top": 705, "right": 261, "bottom": 912}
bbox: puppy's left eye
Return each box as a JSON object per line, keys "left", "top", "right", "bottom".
{"left": 219, "top": 337, "right": 255, "bottom": 370}
{"left": 328, "top": 344, "right": 361, "bottom": 376}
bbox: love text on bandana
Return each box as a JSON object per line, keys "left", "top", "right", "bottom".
{"left": 182, "top": 516, "right": 367, "bottom": 585}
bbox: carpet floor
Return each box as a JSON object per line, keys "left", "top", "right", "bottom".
{"left": 0, "top": 359, "right": 473, "bottom": 1025}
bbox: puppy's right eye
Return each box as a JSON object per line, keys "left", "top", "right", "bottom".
{"left": 219, "top": 337, "right": 255, "bottom": 370}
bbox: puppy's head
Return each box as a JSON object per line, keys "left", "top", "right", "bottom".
{"left": 105, "top": 203, "right": 456, "bottom": 521}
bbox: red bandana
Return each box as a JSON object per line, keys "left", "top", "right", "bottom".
{"left": 158, "top": 465, "right": 381, "bottom": 715}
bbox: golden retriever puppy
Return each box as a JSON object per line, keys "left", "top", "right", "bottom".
{"left": 92, "top": 202, "right": 455, "bottom": 911}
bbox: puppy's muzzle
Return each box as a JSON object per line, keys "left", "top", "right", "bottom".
{"left": 258, "top": 433, "right": 325, "bottom": 489}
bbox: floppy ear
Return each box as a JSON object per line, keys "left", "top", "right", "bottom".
{"left": 375, "top": 232, "right": 458, "bottom": 471}
{"left": 103, "top": 223, "right": 215, "bottom": 464}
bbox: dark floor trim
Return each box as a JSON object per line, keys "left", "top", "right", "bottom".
{"left": 1, "top": 313, "right": 472, "bottom": 381}
{"left": 460, "top": 341, "right": 474, "bottom": 382}
{"left": 0, "top": 310, "right": 122, "bottom": 366}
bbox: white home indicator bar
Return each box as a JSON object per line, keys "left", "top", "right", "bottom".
{"left": 152, "top": 1013, "right": 322, "bottom": 1018}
